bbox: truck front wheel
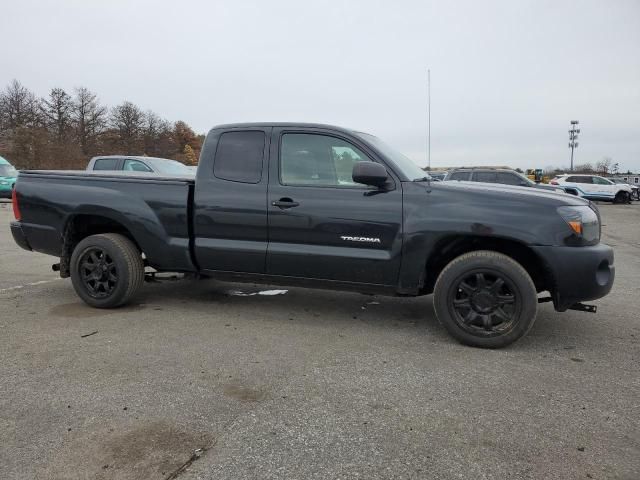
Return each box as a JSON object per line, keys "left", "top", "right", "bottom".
{"left": 433, "top": 251, "right": 537, "bottom": 348}
{"left": 70, "top": 233, "right": 144, "bottom": 308}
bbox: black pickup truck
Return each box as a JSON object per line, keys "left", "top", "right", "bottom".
{"left": 10, "top": 123, "right": 615, "bottom": 348}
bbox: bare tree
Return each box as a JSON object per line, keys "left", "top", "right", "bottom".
{"left": 155, "top": 118, "right": 177, "bottom": 158}
{"left": 612, "top": 162, "right": 619, "bottom": 175}
{"left": 595, "top": 157, "right": 612, "bottom": 176}
{"left": 573, "top": 163, "right": 594, "bottom": 173}
{"left": 0, "top": 79, "right": 40, "bottom": 130}
{"left": 142, "top": 110, "right": 163, "bottom": 156}
{"left": 41, "top": 88, "right": 73, "bottom": 142}
{"left": 110, "top": 101, "right": 145, "bottom": 154}
{"left": 72, "top": 87, "right": 107, "bottom": 155}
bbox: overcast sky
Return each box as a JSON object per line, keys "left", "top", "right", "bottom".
{"left": 2, "top": 0, "right": 639, "bottom": 171}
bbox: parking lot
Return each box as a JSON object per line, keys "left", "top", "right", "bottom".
{"left": 0, "top": 199, "right": 638, "bottom": 479}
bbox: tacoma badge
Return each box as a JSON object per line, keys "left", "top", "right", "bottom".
{"left": 340, "top": 236, "right": 381, "bottom": 243}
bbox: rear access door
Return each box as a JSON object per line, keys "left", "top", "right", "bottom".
{"left": 265, "top": 127, "right": 403, "bottom": 286}
{"left": 193, "top": 127, "right": 271, "bottom": 273}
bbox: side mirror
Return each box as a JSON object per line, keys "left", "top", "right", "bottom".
{"left": 352, "top": 161, "right": 388, "bottom": 188}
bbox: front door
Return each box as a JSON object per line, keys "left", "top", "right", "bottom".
{"left": 266, "top": 129, "right": 403, "bottom": 286}
{"left": 194, "top": 128, "right": 270, "bottom": 273}
{"left": 592, "top": 176, "right": 616, "bottom": 199}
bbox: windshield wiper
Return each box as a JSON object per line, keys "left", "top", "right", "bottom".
{"left": 412, "top": 176, "right": 431, "bottom": 182}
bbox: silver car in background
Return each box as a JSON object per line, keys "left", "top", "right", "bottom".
{"left": 86, "top": 155, "right": 195, "bottom": 176}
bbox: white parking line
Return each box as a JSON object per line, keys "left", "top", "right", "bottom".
{"left": 0, "top": 278, "right": 64, "bottom": 294}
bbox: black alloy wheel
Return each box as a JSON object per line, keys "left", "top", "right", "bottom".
{"left": 78, "top": 247, "right": 118, "bottom": 299}
{"left": 450, "top": 271, "right": 520, "bottom": 336}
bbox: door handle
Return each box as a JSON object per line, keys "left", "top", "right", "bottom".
{"left": 272, "top": 198, "right": 300, "bottom": 209}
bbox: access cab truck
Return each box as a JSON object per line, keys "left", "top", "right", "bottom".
{"left": 10, "top": 123, "right": 615, "bottom": 348}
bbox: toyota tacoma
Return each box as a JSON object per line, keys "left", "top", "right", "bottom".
{"left": 9, "top": 123, "right": 615, "bottom": 348}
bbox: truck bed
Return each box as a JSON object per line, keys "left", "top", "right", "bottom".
{"left": 15, "top": 170, "right": 196, "bottom": 272}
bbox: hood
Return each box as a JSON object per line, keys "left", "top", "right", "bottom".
{"left": 533, "top": 183, "right": 560, "bottom": 192}
{"left": 432, "top": 180, "right": 590, "bottom": 207}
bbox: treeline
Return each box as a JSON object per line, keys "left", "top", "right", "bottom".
{"left": 543, "top": 157, "right": 629, "bottom": 177}
{"left": 0, "top": 80, "right": 204, "bottom": 170}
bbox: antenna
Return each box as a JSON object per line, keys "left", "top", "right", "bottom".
{"left": 427, "top": 69, "right": 431, "bottom": 170}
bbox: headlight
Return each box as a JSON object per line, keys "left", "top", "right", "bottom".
{"left": 557, "top": 206, "right": 600, "bottom": 245}
{"left": 0, "top": 180, "right": 9, "bottom": 185}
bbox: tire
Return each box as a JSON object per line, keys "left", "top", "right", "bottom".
{"left": 70, "top": 233, "right": 144, "bottom": 308}
{"left": 433, "top": 250, "right": 538, "bottom": 348}
{"left": 613, "top": 191, "right": 628, "bottom": 204}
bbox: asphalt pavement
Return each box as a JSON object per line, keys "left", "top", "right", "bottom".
{"left": 0, "top": 199, "right": 638, "bottom": 479}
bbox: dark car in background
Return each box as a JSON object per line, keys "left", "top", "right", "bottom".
{"left": 444, "top": 168, "right": 561, "bottom": 192}
{"left": 86, "top": 155, "right": 194, "bottom": 175}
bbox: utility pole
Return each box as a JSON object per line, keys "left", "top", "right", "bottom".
{"left": 568, "top": 120, "right": 580, "bottom": 171}
{"left": 427, "top": 69, "right": 431, "bottom": 171}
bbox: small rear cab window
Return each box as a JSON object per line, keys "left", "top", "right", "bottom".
{"left": 213, "top": 131, "right": 265, "bottom": 183}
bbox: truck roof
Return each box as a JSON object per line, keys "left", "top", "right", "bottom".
{"left": 210, "top": 122, "right": 361, "bottom": 135}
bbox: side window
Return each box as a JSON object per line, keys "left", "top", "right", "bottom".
{"left": 93, "top": 158, "right": 119, "bottom": 170}
{"left": 567, "top": 176, "right": 591, "bottom": 183}
{"left": 592, "top": 176, "right": 611, "bottom": 185}
{"left": 280, "top": 133, "right": 370, "bottom": 187}
{"left": 497, "top": 172, "right": 522, "bottom": 185}
{"left": 473, "top": 171, "right": 498, "bottom": 183}
{"left": 214, "top": 131, "right": 265, "bottom": 183}
{"left": 448, "top": 172, "right": 470, "bottom": 181}
{"left": 123, "top": 159, "right": 152, "bottom": 172}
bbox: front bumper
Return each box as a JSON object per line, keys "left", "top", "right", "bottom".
{"left": 10, "top": 221, "right": 32, "bottom": 251}
{"left": 532, "top": 243, "right": 614, "bottom": 311}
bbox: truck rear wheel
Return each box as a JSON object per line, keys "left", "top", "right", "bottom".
{"left": 433, "top": 250, "right": 537, "bottom": 348}
{"left": 70, "top": 233, "right": 144, "bottom": 308}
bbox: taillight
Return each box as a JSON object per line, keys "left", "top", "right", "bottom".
{"left": 550, "top": 180, "right": 558, "bottom": 185}
{"left": 11, "top": 187, "right": 21, "bottom": 221}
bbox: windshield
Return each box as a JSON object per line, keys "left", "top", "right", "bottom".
{"left": 354, "top": 132, "right": 428, "bottom": 180}
{"left": 515, "top": 172, "right": 535, "bottom": 185}
{"left": 154, "top": 159, "right": 193, "bottom": 175}
{"left": 0, "top": 165, "right": 17, "bottom": 177}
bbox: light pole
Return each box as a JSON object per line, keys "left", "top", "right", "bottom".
{"left": 568, "top": 120, "right": 580, "bottom": 171}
